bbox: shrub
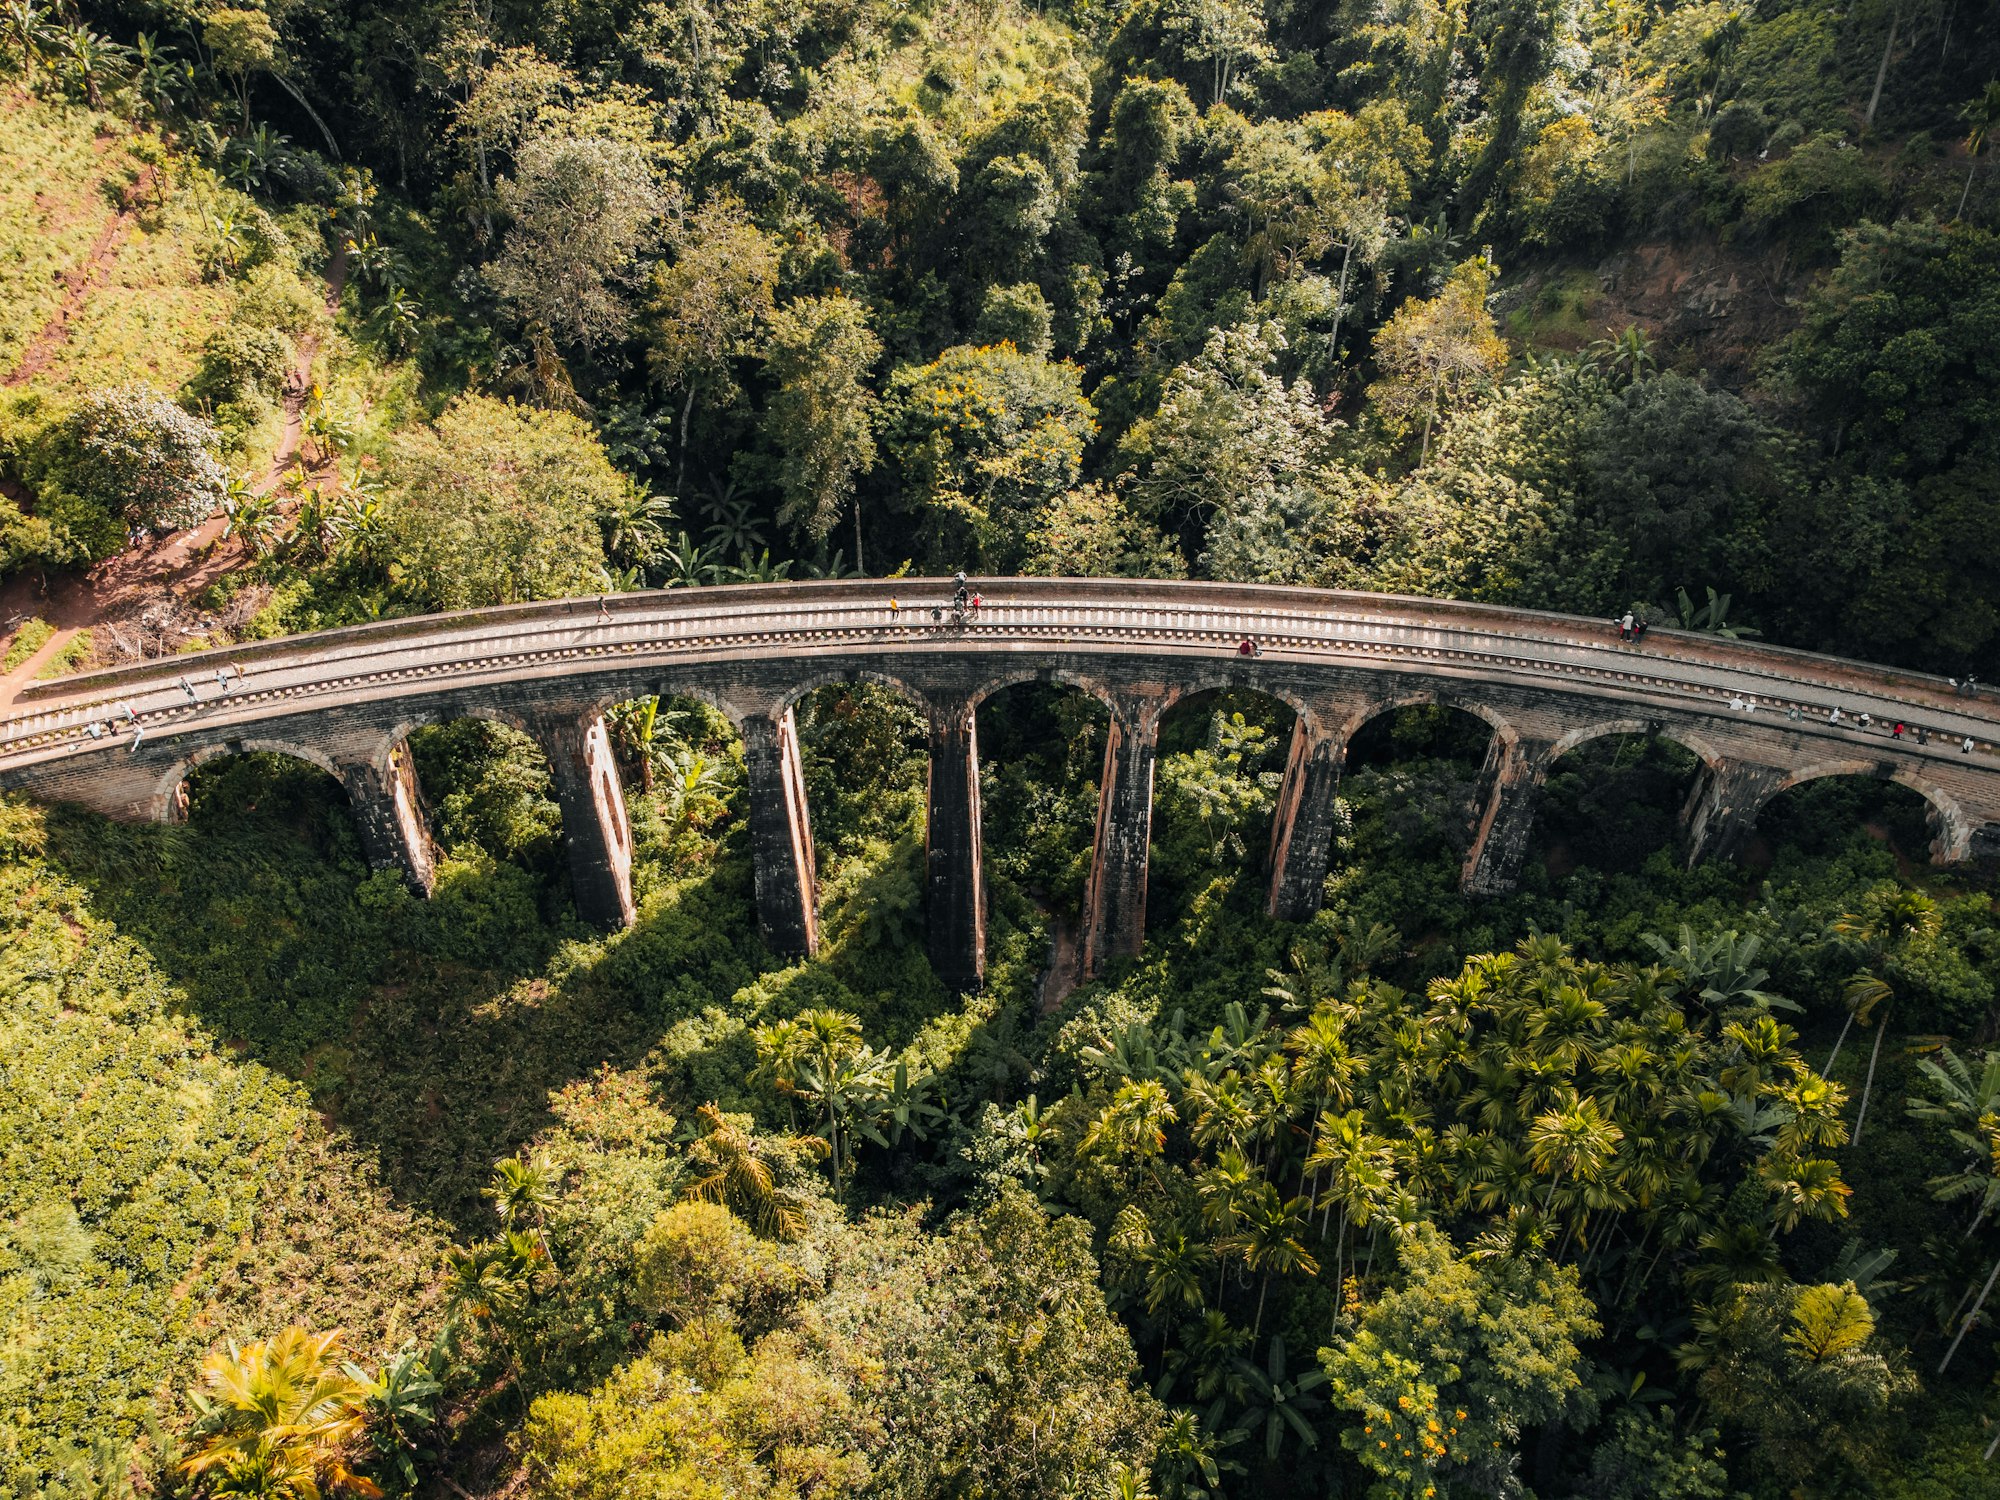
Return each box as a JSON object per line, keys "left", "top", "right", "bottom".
{"left": 184, "top": 323, "right": 293, "bottom": 415}
{"left": 28, "top": 386, "right": 228, "bottom": 547}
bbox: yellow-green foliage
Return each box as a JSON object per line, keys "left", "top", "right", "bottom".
{"left": 32, "top": 627, "right": 91, "bottom": 678}
{"left": 805, "top": 0, "right": 1084, "bottom": 151}
{"left": 519, "top": 1322, "right": 868, "bottom": 1500}
{"left": 0, "top": 98, "right": 142, "bottom": 371}
{"left": 0, "top": 96, "right": 326, "bottom": 481}
{"left": 0, "top": 796, "right": 446, "bottom": 1482}
{"left": 1, "top": 617, "right": 54, "bottom": 670}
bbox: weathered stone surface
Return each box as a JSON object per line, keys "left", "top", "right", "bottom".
{"left": 743, "top": 707, "right": 817, "bottom": 957}
{"left": 535, "top": 710, "right": 635, "bottom": 930}
{"left": 1082, "top": 693, "right": 1163, "bottom": 978}
{"left": 1680, "top": 759, "right": 1791, "bottom": 866}
{"left": 339, "top": 740, "right": 437, "bottom": 894}
{"left": 1463, "top": 737, "right": 1559, "bottom": 895}
{"left": 1266, "top": 718, "right": 1345, "bottom": 921}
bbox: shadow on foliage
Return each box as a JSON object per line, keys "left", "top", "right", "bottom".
{"left": 40, "top": 752, "right": 779, "bottom": 1235}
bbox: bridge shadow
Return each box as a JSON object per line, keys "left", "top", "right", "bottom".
{"left": 37, "top": 752, "right": 781, "bottom": 1234}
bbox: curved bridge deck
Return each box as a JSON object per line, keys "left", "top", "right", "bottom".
{"left": 4, "top": 579, "right": 1996, "bottom": 988}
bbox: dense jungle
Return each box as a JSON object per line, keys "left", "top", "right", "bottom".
{"left": 3, "top": 0, "right": 2000, "bottom": 1494}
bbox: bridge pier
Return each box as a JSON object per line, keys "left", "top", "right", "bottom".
{"left": 338, "top": 741, "right": 437, "bottom": 894}
{"left": 1462, "top": 736, "right": 1556, "bottom": 895}
{"left": 1267, "top": 717, "right": 1346, "bottom": 920}
{"left": 536, "top": 711, "right": 636, "bottom": 931}
{"left": 925, "top": 697, "right": 985, "bottom": 993}
{"left": 1681, "top": 760, "right": 1788, "bottom": 866}
{"left": 1082, "top": 694, "right": 1163, "bottom": 978}
{"left": 743, "top": 707, "right": 818, "bottom": 958}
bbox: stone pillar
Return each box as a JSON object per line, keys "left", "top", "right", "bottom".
{"left": 926, "top": 697, "right": 985, "bottom": 993}
{"left": 743, "top": 707, "right": 818, "bottom": 958}
{"left": 339, "top": 740, "right": 437, "bottom": 894}
{"left": 1680, "top": 759, "right": 1788, "bottom": 866}
{"left": 537, "top": 711, "right": 636, "bottom": 931}
{"left": 1461, "top": 736, "right": 1556, "bottom": 895}
{"left": 1081, "top": 695, "right": 1162, "bottom": 978}
{"left": 1266, "top": 718, "right": 1346, "bottom": 921}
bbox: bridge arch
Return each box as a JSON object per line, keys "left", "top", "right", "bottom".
{"left": 1549, "top": 718, "right": 1726, "bottom": 775}
{"left": 774, "top": 668, "right": 935, "bottom": 722}
{"left": 1157, "top": 673, "right": 1319, "bottom": 737}
{"left": 1332, "top": 691, "right": 1518, "bottom": 754}
{"left": 152, "top": 738, "right": 343, "bottom": 821}
{"left": 1774, "top": 758, "right": 1974, "bottom": 861}
{"left": 966, "top": 667, "right": 1120, "bottom": 719}
{"left": 368, "top": 703, "right": 541, "bottom": 775}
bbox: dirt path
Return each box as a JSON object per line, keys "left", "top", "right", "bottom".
{"left": 0, "top": 238, "right": 350, "bottom": 706}
{"left": 4, "top": 162, "right": 158, "bottom": 389}
{"left": 255, "top": 237, "right": 348, "bottom": 496}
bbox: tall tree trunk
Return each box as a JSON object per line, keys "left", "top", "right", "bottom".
{"left": 1824, "top": 1009, "right": 1857, "bottom": 1076}
{"left": 269, "top": 71, "right": 341, "bottom": 158}
{"left": 1958, "top": 158, "right": 1978, "bottom": 221}
{"left": 1254, "top": 1272, "right": 1270, "bottom": 1337}
{"left": 1939, "top": 1254, "right": 2000, "bottom": 1373}
{"left": 676, "top": 385, "right": 697, "bottom": 494}
{"left": 1329, "top": 241, "right": 1354, "bottom": 361}
{"left": 853, "top": 498, "right": 865, "bottom": 575}
{"left": 1853, "top": 1006, "right": 1891, "bottom": 1145}
{"left": 1865, "top": 7, "right": 1899, "bottom": 130}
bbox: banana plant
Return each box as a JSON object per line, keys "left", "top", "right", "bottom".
{"left": 1228, "top": 1335, "right": 1329, "bottom": 1460}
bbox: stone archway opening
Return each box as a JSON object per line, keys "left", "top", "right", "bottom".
{"left": 604, "top": 692, "right": 748, "bottom": 885}
{"left": 1752, "top": 773, "right": 1945, "bottom": 872}
{"left": 176, "top": 747, "right": 356, "bottom": 861}
{"left": 405, "top": 717, "right": 566, "bottom": 888}
{"left": 976, "top": 681, "right": 1113, "bottom": 1003}
{"left": 793, "top": 681, "right": 929, "bottom": 858}
{"left": 1148, "top": 687, "right": 1298, "bottom": 927}
{"left": 1533, "top": 732, "right": 1705, "bottom": 878}
{"left": 1338, "top": 703, "right": 1502, "bottom": 871}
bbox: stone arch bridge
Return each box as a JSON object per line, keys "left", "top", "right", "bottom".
{"left": 5, "top": 579, "right": 1999, "bottom": 993}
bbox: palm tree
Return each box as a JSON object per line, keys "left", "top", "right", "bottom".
{"left": 1907, "top": 1046, "right": 2000, "bottom": 1237}
{"left": 1184, "top": 1071, "right": 1257, "bottom": 1162}
{"left": 1153, "top": 1409, "right": 1247, "bottom": 1500}
{"left": 1221, "top": 1182, "right": 1319, "bottom": 1336}
{"left": 773, "top": 1008, "right": 891, "bottom": 1191}
{"left": 1829, "top": 890, "right": 1939, "bottom": 1144}
{"left": 182, "top": 1328, "right": 376, "bottom": 1499}
{"left": 484, "top": 1154, "right": 555, "bottom": 1236}
{"left": 682, "top": 1101, "right": 822, "bottom": 1239}
{"left": 1306, "top": 1109, "right": 1395, "bottom": 1323}
{"left": 1195, "top": 1148, "right": 1258, "bottom": 1303}
{"left": 1527, "top": 1095, "right": 1624, "bottom": 1225}
{"left": 1956, "top": 81, "right": 2000, "bottom": 221}
{"left": 440, "top": 1242, "right": 528, "bottom": 1327}
{"left": 1287, "top": 1002, "right": 1362, "bottom": 1201}
{"left": 1758, "top": 1153, "right": 1853, "bottom": 1232}
{"left": 1082, "top": 1078, "right": 1180, "bottom": 1189}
